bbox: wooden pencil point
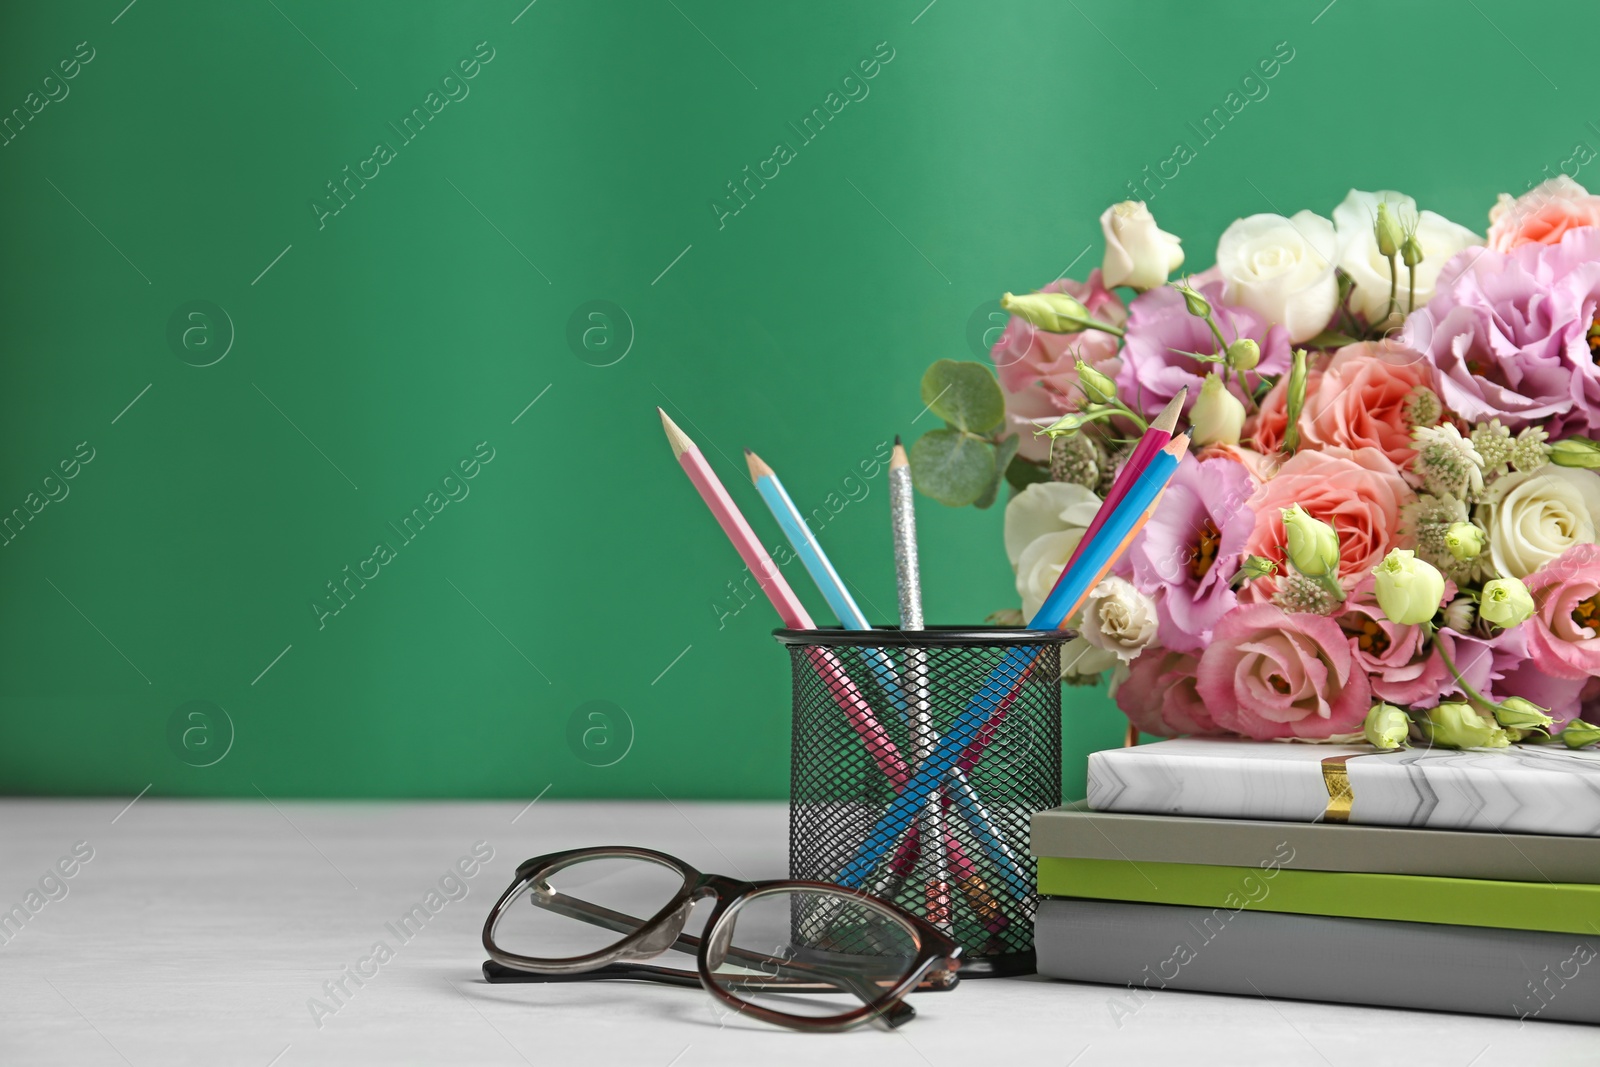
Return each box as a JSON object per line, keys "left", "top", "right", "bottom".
{"left": 894, "top": 434, "right": 902, "bottom": 446}
{"left": 745, "top": 449, "right": 774, "bottom": 481}
{"left": 890, "top": 440, "right": 909, "bottom": 469}
{"left": 658, "top": 408, "right": 693, "bottom": 457}
{"left": 1152, "top": 389, "right": 1187, "bottom": 434}
{"left": 1163, "top": 433, "right": 1191, "bottom": 459}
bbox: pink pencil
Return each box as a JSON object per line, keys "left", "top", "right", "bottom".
{"left": 1053, "top": 389, "right": 1185, "bottom": 580}
{"left": 658, "top": 409, "right": 908, "bottom": 785}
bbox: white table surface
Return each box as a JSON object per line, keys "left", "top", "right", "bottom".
{"left": 1, "top": 798, "right": 1592, "bottom": 1066}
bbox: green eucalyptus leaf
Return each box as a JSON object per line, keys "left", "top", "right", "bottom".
{"left": 1005, "top": 454, "right": 1050, "bottom": 492}
{"left": 1304, "top": 329, "right": 1360, "bottom": 349}
{"left": 910, "top": 429, "right": 996, "bottom": 508}
{"left": 974, "top": 434, "right": 1022, "bottom": 510}
{"left": 921, "top": 360, "right": 1005, "bottom": 434}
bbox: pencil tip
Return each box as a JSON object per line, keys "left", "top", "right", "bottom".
{"left": 894, "top": 434, "right": 902, "bottom": 446}
{"left": 891, "top": 439, "right": 909, "bottom": 469}
{"left": 658, "top": 408, "right": 692, "bottom": 456}
{"left": 1151, "top": 389, "right": 1187, "bottom": 433}
{"left": 745, "top": 449, "right": 773, "bottom": 481}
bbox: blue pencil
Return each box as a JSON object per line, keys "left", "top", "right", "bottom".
{"left": 836, "top": 436, "right": 1189, "bottom": 889}
{"left": 747, "top": 450, "right": 904, "bottom": 711}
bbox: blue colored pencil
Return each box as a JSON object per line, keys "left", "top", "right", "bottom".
{"left": 747, "top": 450, "right": 904, "bottom": 710}
{"left": 836, "top": 436, "right": 1189, "bottom": 889}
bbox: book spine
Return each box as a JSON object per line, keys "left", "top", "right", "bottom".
{"left": 1036, "top": 898, "right": 1600, "bottom": 1025}
{"left": 1085, "top": 749, "right": 1330, "bottom": 821}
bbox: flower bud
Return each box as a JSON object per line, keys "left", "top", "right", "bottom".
{"left": 1561, "top": 718, "right": 1600, "bottom": 749}
{"left": 1493, "top": 696, "right": 1554, "bottom": 733}
{"left": 1371, "top": 548, "right": 1446, "bottom": 626}
{"left": 1282, "top": 504, "right": 1340, "bottom": 579}
{"left": 1226, "top": 337, "right": 1261, "bottom": 372}
{"left": 1230, "top": 554, "right": 1279, "bottom": 589}
{"left": 1100, "top": 201, "right": 1185, "bottom": 291}
{"left": 1444, "top": 522, "right": 1485, "bottom": 562}
{"left": 1441, "top": 595, "right": 1477, "bottom": 633}
{"left": 1000, "top": 291, "right": 1091, "bottom": 334}
{"left": 1375, "top": 202, "right": 1403, "bottom": 258}
{"left": 1364, "top": 703, "right": 1411, "bottom": 750}
{"left": 1549, "top": 436, "right": 1600, "bottom": 469}
{"left": 1479, "top": 576, "right": 1536, "bottom": 630}
{"left": 1400, "top": 233, "right": 1424, "bottom": 268}
{"left": 1420, "top": 702, "right": 1510, "bottom": 749}
{"left": 1282, "top": 347, "right": 1310, "bottom": 453}
{"left": 1173, "top": 282, "right": 1211, "bottom": 319}
{"left": 1075, "top": 358, "right": 1118, "bottom": 405}
{"left": 1190, "top": 372, "right": 1246, "bottom": 448}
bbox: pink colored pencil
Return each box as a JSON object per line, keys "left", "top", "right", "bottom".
{"left": 658, "top": 409, "right": 908, "bottom": 786}
{"left": 1053, "top": 389, "right": 1185, "bottom": 581}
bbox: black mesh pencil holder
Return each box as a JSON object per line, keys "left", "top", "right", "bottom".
{"left": 773, "top": 626, "right": 1068, "bottom": 978}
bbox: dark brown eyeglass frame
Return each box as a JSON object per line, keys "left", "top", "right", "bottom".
{"left": 481, "top": 845, "right": 963, "bottom": 1032}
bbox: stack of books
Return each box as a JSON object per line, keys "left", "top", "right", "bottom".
{"left": 1030, "top": 738, "right": 1600, "bottom": 1024}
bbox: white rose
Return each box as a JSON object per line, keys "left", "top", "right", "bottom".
{"left": 1079, "top": 575, "right": 1159, "bottom": 662}
{"left": 1216, "top": 211, "right": 1340, "bottom": 343}
{"left": 1100, "top": 201, "right": 1184, "bottom": 291}
{"left": 1480, "top": 466, "right": 1600, "bottom": 578}
{"left": 1332, "top": 189, "right": 1480, "bottom": 325}
{"left": 1003, "top": 481, "right": 1118, "bottom": 678}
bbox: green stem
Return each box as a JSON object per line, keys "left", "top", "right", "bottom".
{"left": 1386, "top": 254, "right": 1399, "bottom": 322}
{"left": 1109, "top": 398, "right": 1149, "bottom": 432}
{"left": 1428, "top": 623, "right": 1499, "bottom": 715}
{"left": 1082, "top": 317, "right": 1125, "bottom": 338}
{"left": 1406, "top": 262, "right": 1416, "bottom": 316}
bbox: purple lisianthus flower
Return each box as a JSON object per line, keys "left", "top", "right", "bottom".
{"left": 1124, "top": 455, "right": 1255, "bottom": 652}
{"left": 1117, "top": 268, "right": 1292, "bottom": 417}
{"left": 1401, "top": 226, "right": 1600, "bottom": 436}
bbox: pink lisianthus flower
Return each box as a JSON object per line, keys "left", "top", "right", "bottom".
{"left": 1400, "top": 227, "right": 1600, "bottom": 436}
{"left": 1485, "top": 176, "right": 1600, "bottom": 253}
{"left": 1299, "top": 342, "right": 1435, "bottom": 470}
{"left": 1240, "top": 446, "right": 1414, "bottom": 602}
{"left": 1117, "top": 270, "right": 1291, "bottom": 419}
{"left": 1335, "top": 579, "right": 1451, "bottom": 706}
{"left": 1196, "top": 603, "right": 1372, "bottom": 740}
{"left": 1196, "top": 442, "right": 1278, "bottom": 483}
{"left": 1521, "top": 543, "right": 1600, "bottom": 681}
{"left": 1124, "top": 455, "right": 1255, "bottom": 651}
{"left": 990, "top": 272, "right": 1126, "bottom": 459}
{"left": 1112, "top": 648, "right": 1226, "bottom": 737}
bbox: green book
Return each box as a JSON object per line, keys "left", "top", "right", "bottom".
{"left": 1037, "top": 856, "right": 1600, "bottom": 936}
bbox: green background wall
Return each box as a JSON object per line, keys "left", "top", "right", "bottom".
{"left": 0, "top": 0, "right": 1586, "bottom": 799}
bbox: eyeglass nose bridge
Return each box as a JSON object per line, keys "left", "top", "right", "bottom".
{"left": 616, "top": 895, "right": 696, "bottom": 962}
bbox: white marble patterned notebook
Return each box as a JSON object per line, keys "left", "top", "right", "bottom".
{"left": 1086, "top": 738, "right": 1600, "bottom": 837}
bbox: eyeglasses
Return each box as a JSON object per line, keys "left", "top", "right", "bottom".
{"left": 480, "top": 846, "right": 962, "bottom": 1031}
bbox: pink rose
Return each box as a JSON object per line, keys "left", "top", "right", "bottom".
{"left": 1335, "top": 580, "right": 1449, "bottom": 706}
{"left": 1240, "top": 446, "right": 1414, "bottom": 601}
{"left": 1521, "top": 543, "right": 1600, "bottom": 680}
{"left": 1486, "top": 176, "right": 1600, "bottom": 253}
{"left": 1300, "top": 343, "right": 1433, "bottom": 469}
{"left": 991, "top": 272, "right": 1126, "bottom": 443}
{"left": 1113, "top": 648, "right": 1226, "bottom": 737}
{"left": 1196, "top": 604, "right": 1372, "bottom": 740}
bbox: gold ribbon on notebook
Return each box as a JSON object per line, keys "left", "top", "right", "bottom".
{"left": 1319, "top": 754, "right": 1356, "bottom": 823}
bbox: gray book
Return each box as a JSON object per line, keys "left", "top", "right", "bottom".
{"left": 1031, "top": 801, "right": 1600, "bottom": 883}
{"left": 1036, "top": 898, "right": 1600, "bottom": 1025}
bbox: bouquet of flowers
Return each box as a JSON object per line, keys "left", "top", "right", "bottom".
{"left": 910, "top": 180, "right": 1600, "bottom": 749}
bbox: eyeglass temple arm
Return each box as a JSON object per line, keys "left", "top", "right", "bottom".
{"left": 524, "top": 890, "right": 948, "bottom": 993}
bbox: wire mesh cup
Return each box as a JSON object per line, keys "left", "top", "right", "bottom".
{"left": 773, "top": 626, "right": 1069, "bottom": 977}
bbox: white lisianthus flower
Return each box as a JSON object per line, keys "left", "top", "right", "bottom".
{"left": 1331, "top": 189, "right": 1481, "bottom": 325}
{"left": 1100, "top": 201, "right": 1185, "bottom": 291}
{"left": 1079, "top": 576, "right": 1159, "bottom": 662}
{"left": 1479, "top": 466, "right": 1600, "bottom": 578}
{"left": 1216, "top": 211, "right": 1341, "bottom": 343}
{"left": 1004, "top": 481, "right": 1101, "bottom": 621}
